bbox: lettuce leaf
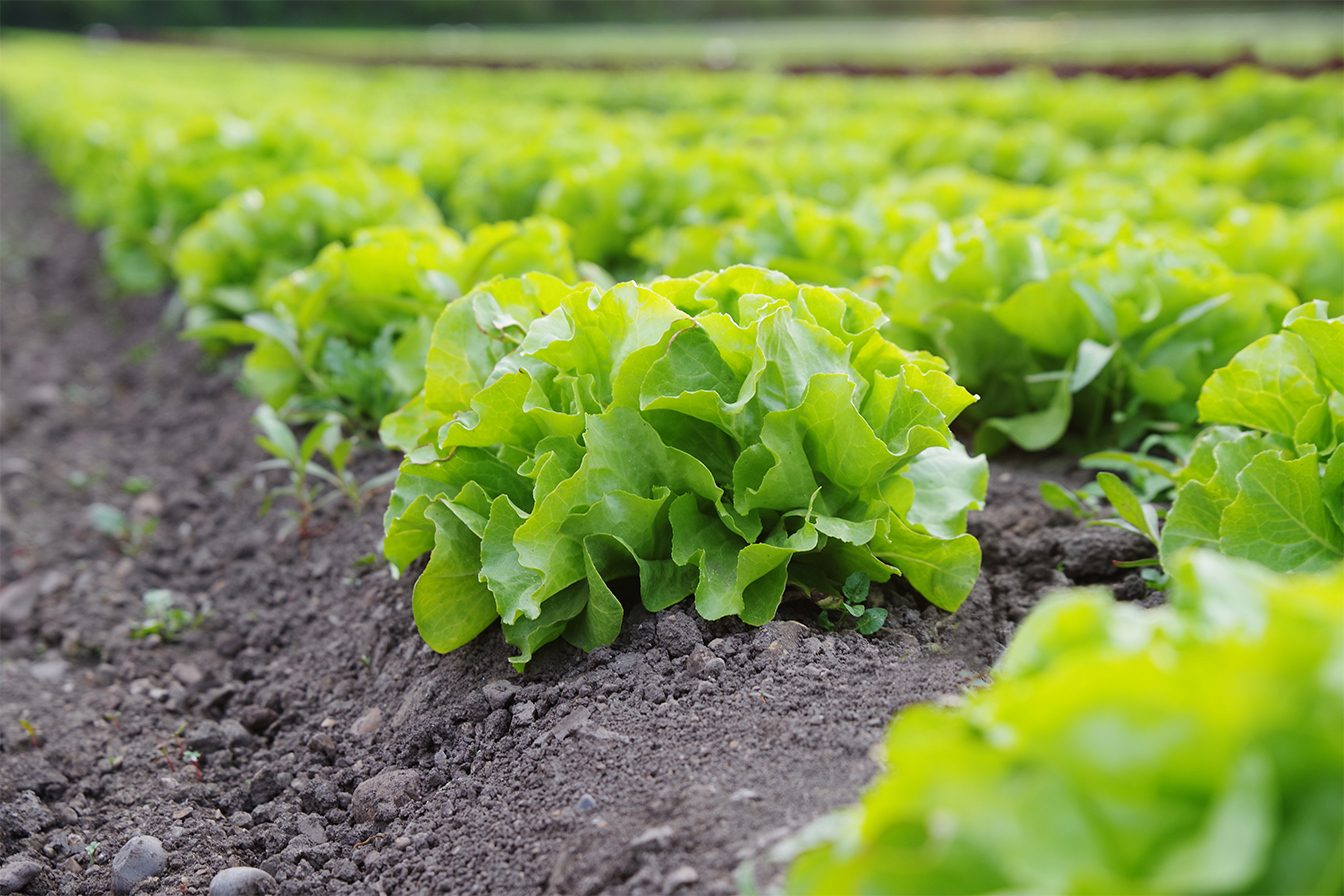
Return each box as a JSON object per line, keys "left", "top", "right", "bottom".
{"left": 1160, "top": 310, "right": 1344, "bottom": 572}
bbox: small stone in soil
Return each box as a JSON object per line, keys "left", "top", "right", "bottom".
{"left": 350, "top": 768, "right": 422, "bottom": 823}
{"left": 220, "top": 718, "right": 254, "bottom": 749}
{"left": 0, "top": 578, "right": 39, "bottom": 634}
{"left": 185, "top": 720, "right": 227, "bottom": 754}
{"left": 307, "top": 732, "right": 338, "bottom": 759}
{"left": 239, "top": 705, "right": 278, "bottom": 734}
{"left": 349, "top": 707, "right": 382, "bottom": 736}
{"left": 576, "top": 793, "right": 597, "bottom": 812}
{"left": 208, "top": 866, "right": 277, "bottom": 896}
{"left": 664, "top": 865, "right": 700, "bottom": 893}
{"left": 110, "top": 835, "right": 167, "bottom": 895}
{"left": 686, "top": 645, "right": 726, "bottom": 676}
{"left": 0, "top": 858, "right": 43, "bottom": 895}
{"left": 170, "top": 661, "right": 204, "bottom": 687}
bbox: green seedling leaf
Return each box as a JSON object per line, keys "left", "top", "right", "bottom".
{"left": 1039, "top": 481, "right": 1094, "bottom": 517}
{"left": 121, "top": 476, "right": 153, "bottom": 495}
{"left": 1094, "top": 471, "right": 1160, "bottom": 544}
{"left": 253, "top": 404, "right": 300, "bottom": 464}
{"left": 1070, "top": 339, "right": 1118, "bottom": 393}
{"left": 841, "top": 571, "right": 871, "bottom": 605}
{"left": 856, "top": 607, "right": 887, "bottom": 635}
{"left": 87, "top": 503, "right": 128, "bottom": 538}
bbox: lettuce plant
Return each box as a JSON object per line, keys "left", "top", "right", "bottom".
{"left": 382, "top": 266, "right": 986, "bottom": 670}
{"left": 183, "top": 218, "right": 577, "bottom": 429}
{"left": 172, "top": 161, "right": 443, "bottom": 331}
{"left": 1159, "top": 302, "right": 1343, "bottom": 572}
{"left": 782, "top": 549, "right": 1344, "bottom": 896}
{"left": 879, "top": 221, "right": 1299, "bottom": 453}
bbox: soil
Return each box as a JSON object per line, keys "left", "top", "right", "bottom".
{"left": 0, "top": 137, "right": 1158, "bottom": 896}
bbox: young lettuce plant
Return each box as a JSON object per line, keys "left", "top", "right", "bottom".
{"left": 171, "top": 161, "right": 443, "bottom": 333}
{"left": 382, "top": 266, "right": 986, "bottom": 671}
{"left": 780, "top": 550, "right": 1344, "bottom": 896}
{"left": 1157, "top": 301, "right": 1343, "bottom": 572}
{"left": 184, "top": 218, "right": 577, "bottom": 430}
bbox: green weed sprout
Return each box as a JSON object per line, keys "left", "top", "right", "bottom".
{"left": 130, "top": 589, "right": 208, "bottom": 642}
{"left": 816, "top": 572, "right": 888, "bottom": 635}
{"left": 252, "top": 404, "right": 397, "bottom": 540}
{"left": 87, "top": 502, "right": 157, "bottom": 555}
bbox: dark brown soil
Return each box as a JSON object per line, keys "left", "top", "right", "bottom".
{"left": 0, "top": 138, "right": 1157, "bottom": 896}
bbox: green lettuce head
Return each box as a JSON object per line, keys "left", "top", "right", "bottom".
{"left": 382, "top": 266, "right": 986, "bottom": 670}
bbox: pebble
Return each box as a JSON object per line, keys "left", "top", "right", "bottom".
{"left": 110, "top": 835, "right": 166, "bottom": 895}
{"left": 664, "top": 865, "right": 699, "bottom": 893}
{"left": 38, "top": 569, "right": 71, "bottom": 597}
{"left": 0, "top": 858, "right": 42, "bottom": 895}
{"left": 208, "top": 866, "right": 277, "bottom": 896}
{"left": 350, "top": 768, "right": 422, "bottom": 823}
{"left": 23, "top": 382, "right": 61, "bottom": 409}
{"left": 349, "top": 707, "right": 382, "bottom": 736}
{"left": 30, "top": 657, "right": 69, "bottom": 682}
{"left": 220, "top": 718, "right": 254, "bottom": 749}
{"left": 307, "top": 732, "right": 338, "bottom": 759}
{"left": 186, "top": 720, "right": 227, "bottom": 754}
{"left": 0, "top": 578, "right": 39, "bottom": 634}
{"left": 171, "top": 661, "right": 204, "bottom": 687}
{"left": 0, "top": 456, "right": 34, "bottom": 477}
{"left": 655, "top": 612, "right": 703, "bottom": 657}
{"left": 631, "top": 825, "right": 673, "bottom": 848}
{"left": 686, "top": 645, "right": 725, "bottom": 676}
{"left": 576, "top": 793, "right": 597, "bottom": 812}
{"left": 239, "top": 705, "right": 278, "bottom": 734}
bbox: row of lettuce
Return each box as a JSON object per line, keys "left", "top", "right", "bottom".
{"left": 2, "top": 34, "right": 1341, "bottom": 895}
{"left": 4, "top": 37, "right": 1341, "bottom": 456}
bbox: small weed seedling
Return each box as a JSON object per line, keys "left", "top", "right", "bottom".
{"left": 131, "top": 589, "right": 209, "bottom": 642}
{"left": 1086, "top": 472, "right": 1171, "bottom": 589}
{"left": 1043, "top": 434, "right": 1188, "bottom": 520}
{"left": 183, "top": 749, "right": 202, "bottom": 781}
{"left": 252, "top": 405, "right": 397, "bottom": 541}
{"left": 88, "top": 502, "right": 157, "bottom": 555}
{"left": 19, "top": 718, "right": 40, "bottom": 749}
{"left": 121, "top": 475, "right": 153, "bottom": 495}
{"left": 817, "top": 572, "right": 888, "bottom": 635}
{"left": 86, "top": 840, "right": 101, "bottom": 865}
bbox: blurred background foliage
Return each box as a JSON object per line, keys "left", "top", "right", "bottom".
{"left": 1, "top": 0, "right": 1339, "bottom": 29}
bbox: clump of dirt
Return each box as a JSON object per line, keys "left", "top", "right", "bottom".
{"left": 0, "top": 138, "right": 1158, "bottom": 896}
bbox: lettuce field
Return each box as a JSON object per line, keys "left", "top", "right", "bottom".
{"left": 0, "top": 30, "right": 1340, "bottom": 896}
